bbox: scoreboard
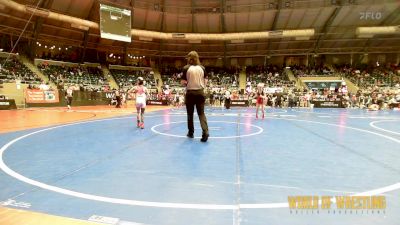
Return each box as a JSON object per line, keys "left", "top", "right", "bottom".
{"left": 99, "top": 4, "right": 131, "bottom": 42}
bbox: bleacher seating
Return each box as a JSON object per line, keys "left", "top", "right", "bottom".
{"left": 246, "top": 65, "right": 295, "bottom": 88}
{"left": 207, "top": 66, "right": 240, "bottom": 88}
{"left": 160, "top": 66, "right": 181, "bottom": 87}
{"left": 160, "top": 66, "right": 240, "bottom": 88}
{"left": 334, "top": 64, "right": 399, "bottom": 88}
{"left": 291, "top": 65, "right": 334, "bottom": 77}
{"left": 0, "top": 57, "right": 42, "bottom": 85}
{"left": 38, "top": 63, "right": 108, "bottom": 90}
{"left": 110, "top": 67, "right": 155, "bottom": 90}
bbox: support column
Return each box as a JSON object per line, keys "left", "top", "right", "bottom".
{"left": 221, "top": 0, "right": 227, "bottom": 68}
{"left": 350, "top": 54, "right": 353, "bottom": 66}
{"left": 80, "top": 0, "right": 98, "bottom": 63}
{"left": 158, "top": 0, "right": 165, "bottom": 64}
{"left": 29, "top": 0, "right": 54, "bottom": 59}
{"left": 306, "top": 54, "right": 309, "bottom": 67}
{"left": 123, "top": 45, "right": 128, "bottom": 65}
{"left": 264, "top": 55, "right": 267, "bottom": 67}
{"left": 80, "top": 31, "right": 89, "bottom": 63}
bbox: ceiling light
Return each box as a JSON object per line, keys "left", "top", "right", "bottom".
{"left": 231, "top": 39, "right": 244, "bottom": 43}
{"left": 269, "top": 3, "right": 275, "bottom": 9}
{"left": 188, "top": 40, "right": 201, "bottom": 44}
{"left": 71, "top": 23, "right": 89, "bottom": 31}
{"left": 139, "top": 37, "right": 153, "bottom": 41}
{"left": 356, "top": 26, "right": 400, "bottom": 36}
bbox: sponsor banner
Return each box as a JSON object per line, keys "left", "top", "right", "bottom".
{"left": 146, "top": 100, "right": 168, "bottom": 105}
{"left": 25, "top": 90, "right": 59, "bottom": 103}
{"left": 311, "top": 100, "right": 343, "bottom": 108}
{"left": 389, "top": 103, "right": 400, "bottom": 109}
{"left": 105, "top": 92, "right": 116, "bottom": 99}
{"left": 0, "top": 100, "right": 17, "bottom": 110}
{"left": 231, "top": 100, "right": 249, "bottom": 107}
{"left": 264, "top": 87, "right": 283, "bottom": 94}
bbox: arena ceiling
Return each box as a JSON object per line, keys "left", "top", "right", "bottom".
{"left": 0, "top": 0, "right": 399, "bottom": 58}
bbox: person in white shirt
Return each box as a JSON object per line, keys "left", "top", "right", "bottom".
{"left": 39, "top": 81, "right": 49, "bottom": 91}
{"left": 224, "top": 90, "right": 231, "bottom": 109}
{"left": 65, "top": 86, "right": 73, "bottom": 110}
{"left": 130, "top": 77, "right": 148, "bottom": 129}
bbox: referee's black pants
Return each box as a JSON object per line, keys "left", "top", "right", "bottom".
{"left": 116, "top": 96, "right": 121, "bottom": 108}
{"left": 225, "top": 98, "right": 231, "bottom": 109}
{"left": 185, "top": 89, "right": 209, "bottom": 136}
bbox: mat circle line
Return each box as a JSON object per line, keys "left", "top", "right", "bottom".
{"left": 369, "top": 120, "right": 400, "bottom": 135}
{"left": 151, "top": 121, "right": 263, "bottom": 139}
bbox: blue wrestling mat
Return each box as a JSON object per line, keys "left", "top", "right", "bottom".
{"left": 0, "top": 107, "right": 399, "bottom": 225}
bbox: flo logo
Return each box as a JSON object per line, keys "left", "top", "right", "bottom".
{"left": 359, "top": 11, "right": 383, "bottom": 20}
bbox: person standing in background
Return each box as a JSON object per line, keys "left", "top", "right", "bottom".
{"left": 130, "top": 77, "right": 148, "bottom": 129}
{"left": 255, "top": 83, "right": 266, "bottom": 119}
{"left": 65, "top": 86, "right": 73, "bottom": 110}
{"left": 181, "top": 51, "right": 209, "bottom": 142}
{"left": 115, "top": 89, "right": 121, "bottom": 108}
{"left": 224, "top": 89, "right": 231, "bottom": 109}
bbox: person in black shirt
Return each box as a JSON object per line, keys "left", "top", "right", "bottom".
{"left": 274, "top": 91, "right": 282, "bottom": 108}
{"left": 210, "top": 91, "right": 215, "bottom": 106}
{"left": 115, "top": 89, "right": 121, "bottom": 108}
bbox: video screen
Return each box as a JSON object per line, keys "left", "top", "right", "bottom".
{"left": 100, "top": 4, "right": 131, "bottom": 42}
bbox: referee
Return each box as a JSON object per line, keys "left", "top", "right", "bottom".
{"left": 181, "top": 51, "right": 209, "bottom": 142}
{"left": 65, "top": 86, "right": 73, "bottom": 110}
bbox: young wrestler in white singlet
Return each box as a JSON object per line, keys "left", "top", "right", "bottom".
{"left": 131, "top": 77, "right": 148, "bottom": 129}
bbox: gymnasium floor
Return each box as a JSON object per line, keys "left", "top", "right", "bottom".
{"left": 0, "top": 106, "right": 399, "bottom": 225}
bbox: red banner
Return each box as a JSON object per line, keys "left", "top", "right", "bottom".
{"left": 25, "top": 90, "right": 59, "bottom": 103}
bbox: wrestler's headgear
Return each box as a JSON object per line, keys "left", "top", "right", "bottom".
{"left": 137, "top": 77, "right": 144, "bottom": 85}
